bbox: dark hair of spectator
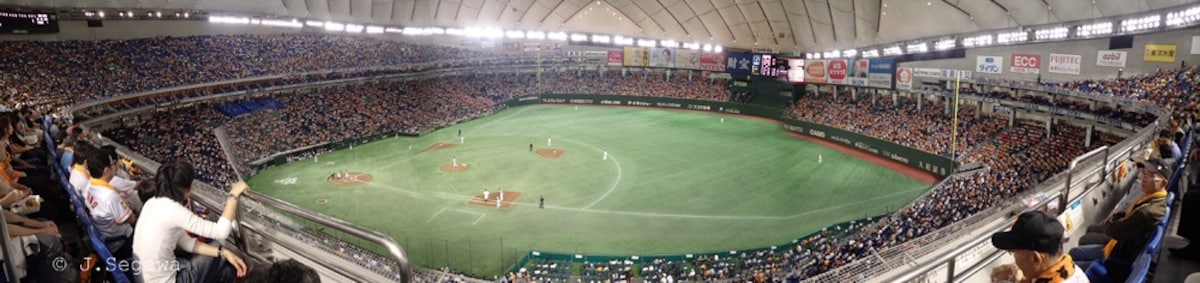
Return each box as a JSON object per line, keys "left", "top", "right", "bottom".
{"left": 87, "top": 146, "right": 118, "bottom": 178}
{"left": 72, "top": 141, "right": 95, "bottom": 166}
{"left": 246, "top": 259, "right": 321, "bottom": 283}
{"left": 153, "top": 161, "right": 195, "bottom": 205}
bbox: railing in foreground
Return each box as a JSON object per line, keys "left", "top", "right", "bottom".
{"left": 93, "top": 135, "right": 413, "bottom": 283}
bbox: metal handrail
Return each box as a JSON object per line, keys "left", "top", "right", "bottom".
{"left": 1064, "top": 146, "right": 1110, "bottom": 210}
{"left": 241, "top": 190, "right": 413, "bottom": 283}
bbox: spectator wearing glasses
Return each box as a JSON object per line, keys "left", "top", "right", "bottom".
{"left": 1068, "top": 156, "right": 1169, "bottom": 275}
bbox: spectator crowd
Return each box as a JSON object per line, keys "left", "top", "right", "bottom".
{"left": 3, "top": 34, "right": 1188, "bottom": 282}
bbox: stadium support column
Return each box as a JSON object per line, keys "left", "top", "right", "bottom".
{"left": 917, "top": 93, "right": 923, "bottom": 111}
{"left": 688, "top": 70, "right": 693, "bottom": 81}
{"left": 666, "top": 69, "right": 672, "bottom": 81}
{"left": 976, "top": 101, "right": 983, "bottom": 118}
{"left": 1089, "top": 100, "right": 1096, "bottom": 111}
{"left": 1008, "top": 110, "right": 1015, "bottom": 127}
{"left": 893, "top": 91, "right": 899, "bottom": 107}
{"left": 871, "top": 89, "right": 878, "bottom": 106}
{"left": 1086, "top": 125, "right": 1094, "bottom": 148}
{"left": 1045, "top": 117, "right": 1053, "bottom": 138}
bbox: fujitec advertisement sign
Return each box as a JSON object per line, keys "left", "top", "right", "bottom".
{"left": 1010, "top": 54, "right": 1041, "bottom": 74}
{"left": 1048, "top": 53, "right": 1082, "bottom": 75}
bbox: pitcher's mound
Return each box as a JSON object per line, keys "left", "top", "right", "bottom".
{"left": 440, "top": 163, "right": 471, "bottom": 172}
{"left": 326, "top": 172, "right": 373, "bottom": 186}
{"left": 536, "top": 148, "right": 565, "bottom": 159}
{"left": 469, "top": 191, "right": 523, "bottom": 208}
{"left": 424, "top": 143, "right": 457, "bottom": 152}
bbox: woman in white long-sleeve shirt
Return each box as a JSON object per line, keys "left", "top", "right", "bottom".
{"left": 132, "top": 161, "right": 248, "bottom": 283}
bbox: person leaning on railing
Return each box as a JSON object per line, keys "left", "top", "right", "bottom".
{"left": 132, "top": 161, "right": 249, "bottom": 283}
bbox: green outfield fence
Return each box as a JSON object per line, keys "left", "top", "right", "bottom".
{"left": 505, "top": 215, "right": 886, "bottom": 276}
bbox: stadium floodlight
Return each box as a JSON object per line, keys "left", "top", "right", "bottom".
{"left": 1034, "top": 26, "right": 1068, "bottom": 40}
{"left": 98, "top": 11, "right": 104, "bottom": 18}
{"left": 861, "top": 49, "right": 879, "bottom": 58}
{"left": 934, "top": 39, "right": 955, "bottom": 50}
{"left": 714, "top": 45, "right": 723, "bottom": 53}
{"left": 324, "top": 22, "right": 345, "bottom": 32}
{"left": 155, "top": 11, "right": 162, "bottom": 18}
{"left": 701, "top": 44, "right": 713, "bottom": 52}
{"left": 1167, "top": 7, "right": 1200, "bottom": 27}
{"left": 905, "top": 42, "right": 928, "bottom": 53}
{"left": 261, "top": 19, "right": 303, "bottom": 28}
{"left": 183, "top": 12, "right": 189, "bottom": 18}
{"left": 569, "top": 33, "right": 588, "bottom": 41}
{"left": 823, "top": 50, "right": 840, "bottom": 58}
{"left": 660, "top": 40, "right": 677, "bottom": 48}
{"left": 506, "top": 30, "right": 525, "bottom": 39}
{"left": 842, "top": 49, "right": 857, "bottom": 58}
{"left": 1121, "top": 14, "right": 1161, "bottom": 32}
{"left": 525, "top": 30, "right": 544, "bottom": 39}
{"left": 962, "top": 34, "right": 992, "bottom": 47}
{"left": 209, "top": 16, "right": 251, "bottom": 24}
{"left": 614, "top": 36, "right": 634, "bottom": 46}
{"left": 883, "top": 45, "right": 903, "bottom": 56}
{"left": 996, "top": 30, "right": 1027, "bottom": 44}
{"left": 682, "top": 42, "right": 700, "bottom": 50}
{"left": 1076, "top": 22, "right": 1112, "bottom": 37}
{"left": 592, "top": 35, "right": 610, "bottom": 44}
{"left": 345, "top": 24, "right": 364, "bottom": 33}
{"left": 636, "top": 39, "right": 656, "bottom": 47}
{"left": 365, "top": 26, "right": 384, "bottom": 34}
{"left": 385, "top": 27, "right": 404, "bottom": 33}
{"left": 305, "top": 20, "right": 324, "bottom": 27}
{"left": 424, "top": 27, "right": 445, "bottom": 35}
{"left": 445, "top": 28, "right": 464, "bottom": 35}
{"left": 547, "top": 32, "right": 568, "bottom": 41}
{"left": 402, "top": 27, "right": 423, "bottom": 35}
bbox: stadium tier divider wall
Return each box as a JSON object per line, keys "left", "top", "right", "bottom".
{"left": 505, "top": 216, "right": 887, "bottom": 276}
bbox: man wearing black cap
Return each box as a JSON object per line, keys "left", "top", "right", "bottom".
{"left": 990, "top": 211, "right": 1088, "bottom": 283}
{"left": 1068, "top": 156, "right": 1169, "bottom": 275}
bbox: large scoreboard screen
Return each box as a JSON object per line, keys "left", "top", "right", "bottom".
{"left": 0, "top": 10, "right": 59, "bottom": 34}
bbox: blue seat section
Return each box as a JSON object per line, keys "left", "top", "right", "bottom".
{"left": 43, "top": 117, "right": 132, "bottom": 283}
{"left": 215, "top": 98, "right": 284, "bottom": 117}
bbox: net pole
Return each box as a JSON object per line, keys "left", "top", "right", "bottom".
{"left": 951, "top": 73, "right": 961, "bottom": 172}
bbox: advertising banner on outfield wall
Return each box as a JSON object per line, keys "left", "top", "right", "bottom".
{"left": 1144, "top": 44, "right": 1177, "bottom": 63}
{"left": 805, "top": 60, "right": 828, "bottom": 83}
{"left": 826, "top": 59, "right": 849, "bottom": 85}
{"left": 895, "top": 67, "right": 913, "bottom": 90}
{"left": 725, "top": 52, "right": 754, "bottom": 75}
{"left": 1096, "top": 50, "right": 1127, "bottom": 67}
{"left": 607, "top": 51, "right": 623, "bottom": 66}
{"left": 912, "top": 68, "right": 972, "bottom": 80}
{"left": 698, "top": 52, "right": 726, "bottom": 71}
{"left": 675, "top": 49, "right": 700, "bottom": 70}
{"left": 649, "top": 48, "right": 676, "bottom": 68}
{"left": 1010, "top": 54, "right": 1041, "bottom": 74}
{"left": 623, "top": 47, "right": 648, "bottom": 67}
{"left": 976, "top": 56, "right": 1002, "bottom": 74}
{"left": 868, "top": 59, "right": 893, "bottom": 88}
{"left": 786, "top": 58, "right": 805, "bottom": 83}
{"left": 1048, "top": 53, "right": 1082, "bottom": 75}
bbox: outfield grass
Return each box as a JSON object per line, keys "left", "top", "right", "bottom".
{"left": 246, "top": 105, "right": 931, "bottom": 276}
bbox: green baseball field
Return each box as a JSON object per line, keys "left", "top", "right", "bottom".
{"left": 246, "top": 105, "right": 933, "bottom": 276}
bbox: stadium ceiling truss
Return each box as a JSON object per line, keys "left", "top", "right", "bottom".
{"left": 1, "top": 0, "right": 1196, "bottom": 50}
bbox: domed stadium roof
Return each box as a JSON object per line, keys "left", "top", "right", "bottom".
{"left": 0, "top": 0, "right": 1194, "bottom": 50}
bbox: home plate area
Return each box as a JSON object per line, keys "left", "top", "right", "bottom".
{"left": 326, "top": 172, "right": 373, "bottom": 186}
{"left": 468, "top": 191, "right": 523, "bottom": 208}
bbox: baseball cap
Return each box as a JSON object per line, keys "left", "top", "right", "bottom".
{"left": 991, "top": 211, "right": 1065, "bottom": 254}
{"left": 1131, "top": 151, "right": 1171, "bottom": 177}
